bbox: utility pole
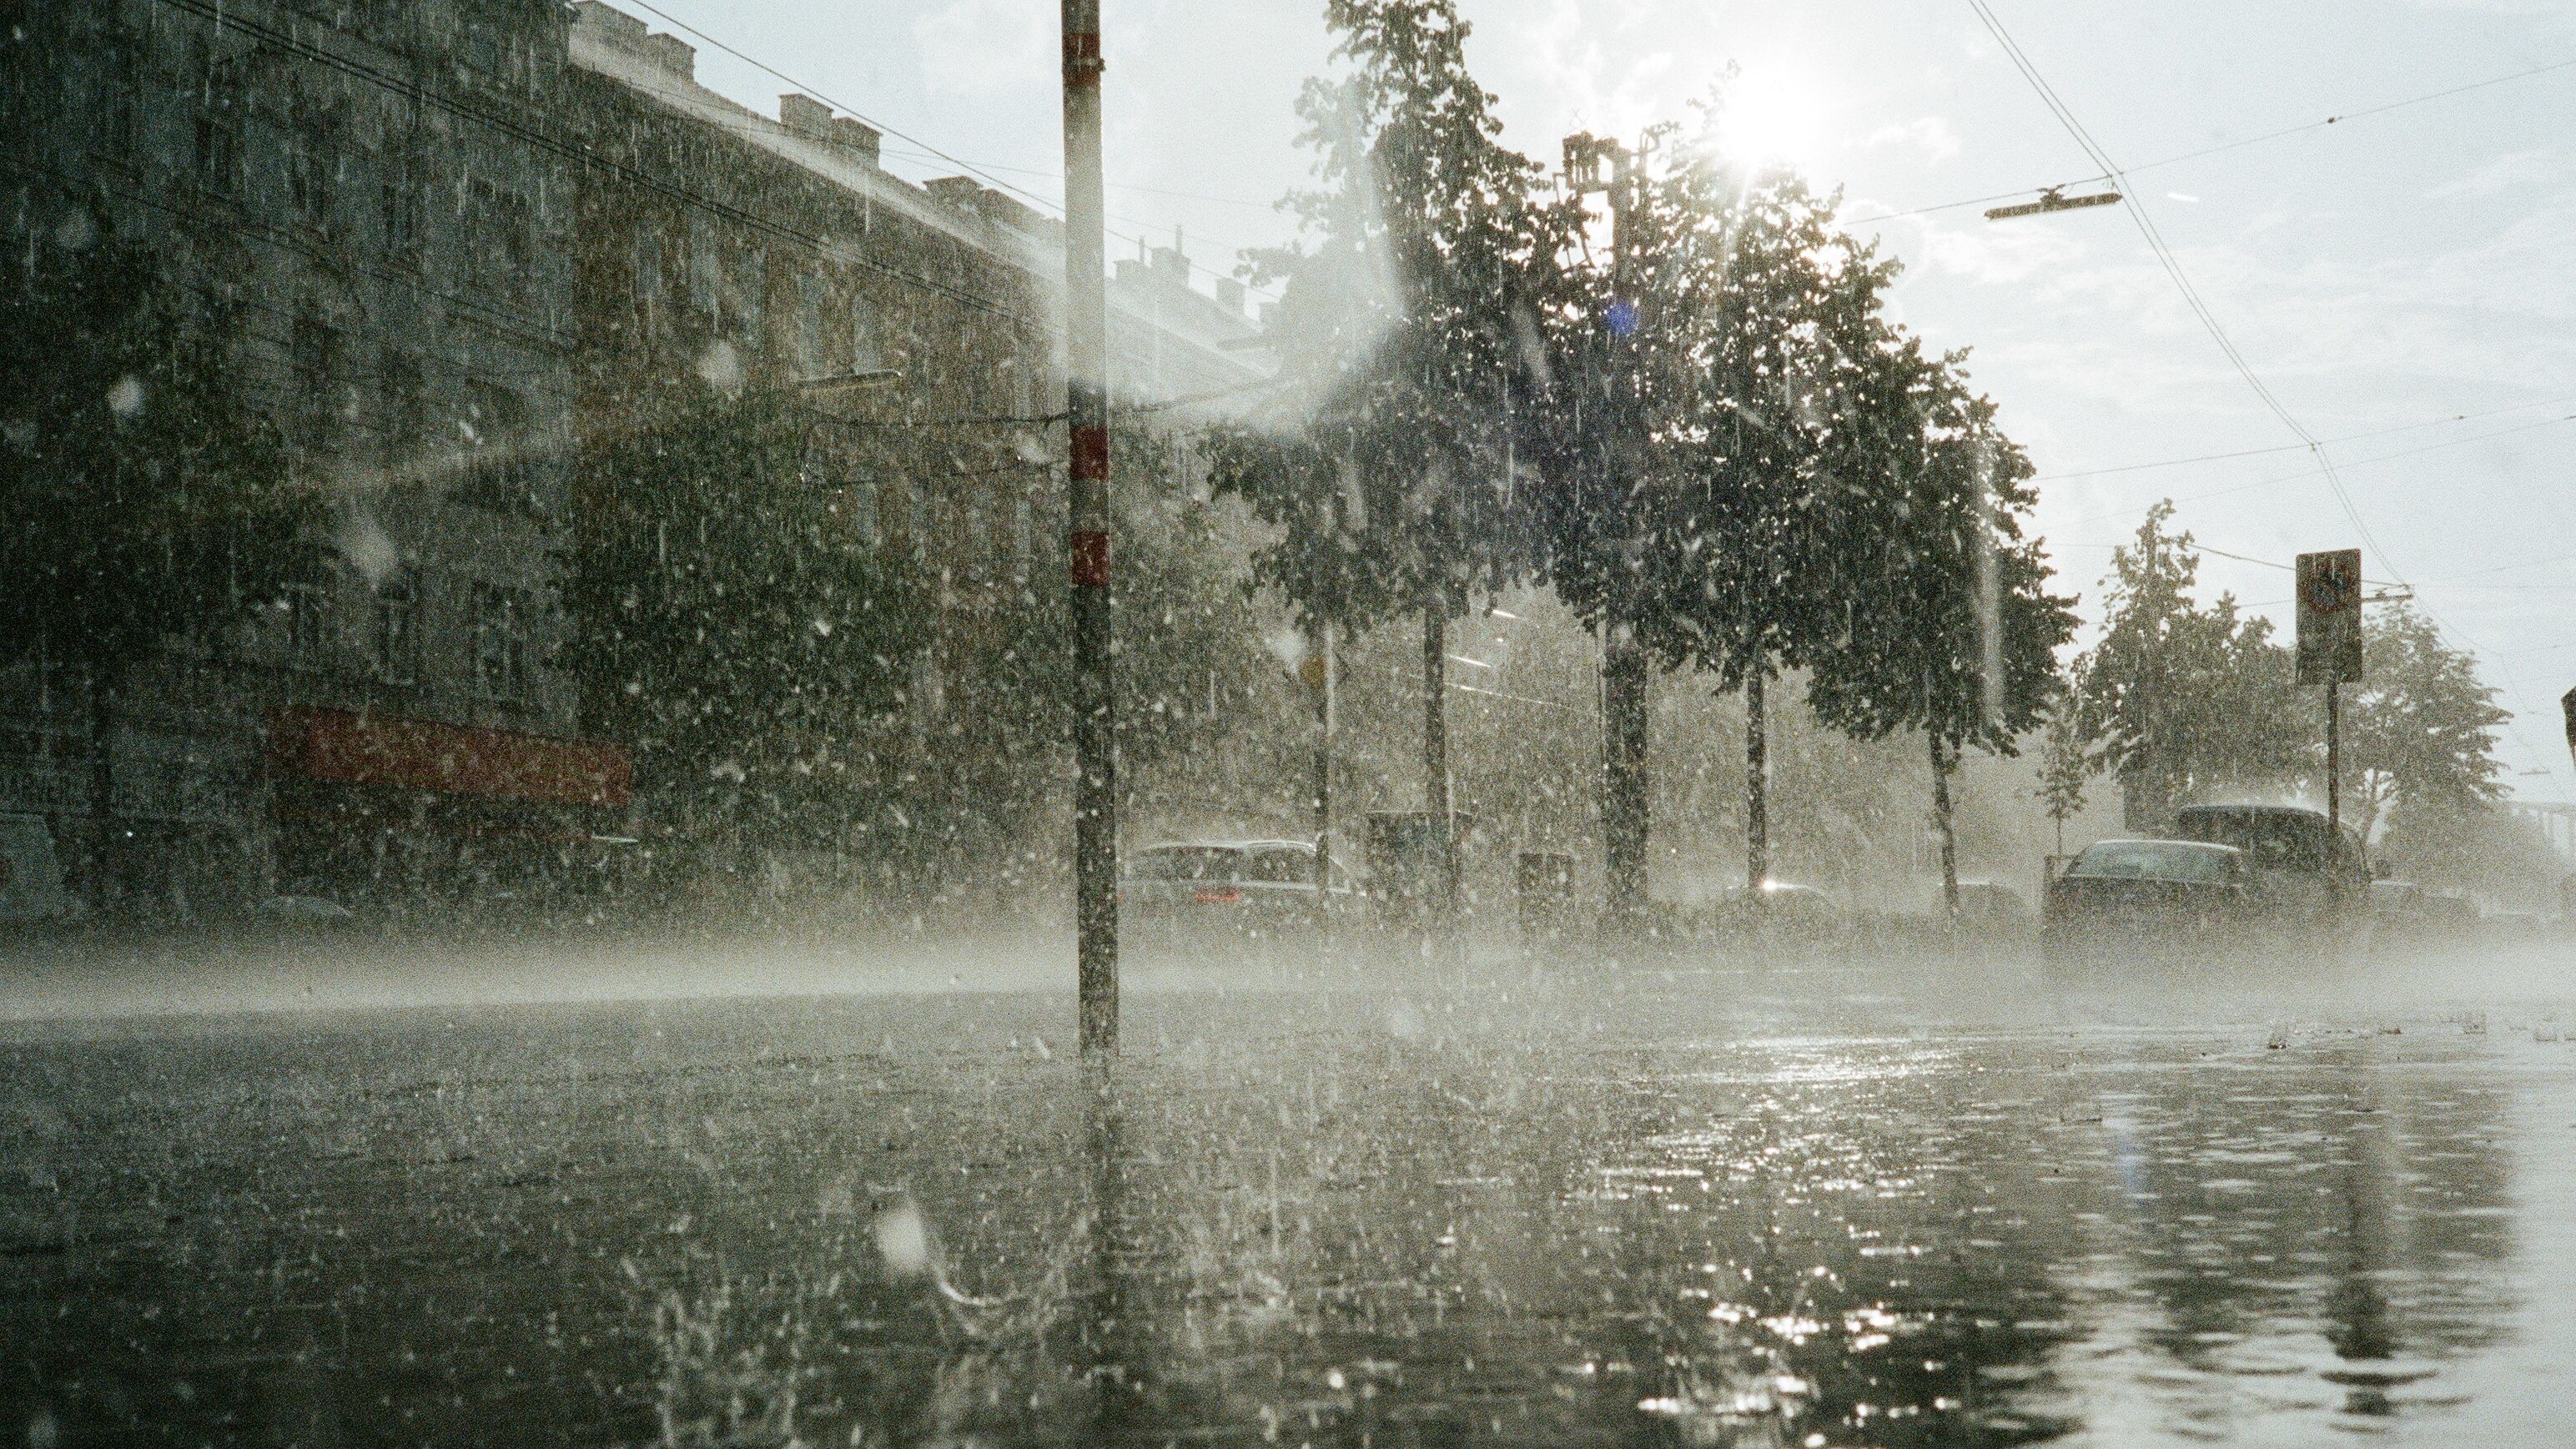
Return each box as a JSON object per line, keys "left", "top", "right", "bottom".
{"left": 1062, "top": 0, "right": 1117, "bottom": 1057}
{"left": 1566, "top": 132, "right": 1649, "bottom": 934}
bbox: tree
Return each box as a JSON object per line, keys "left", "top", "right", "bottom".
{"left": 568, "top": 377, "right": 922, "bottom": 862}
{"left": 0, "top": 227, "right": 313, "bottom": 915}
{"left": 2035, "top": 687, "right": 2090, "bottom": 860}
{"left": 1804, "top": 352, "right": 2076, "bottom": 913}
{"left": 2074, "top": 503, "right": 2309, "bottom": 831}
{"left": 2342, "top": 603, "right": 2506, "bottom": 851}
{"left": 1220, "top": 0, "right": 1565, "bottom": 918}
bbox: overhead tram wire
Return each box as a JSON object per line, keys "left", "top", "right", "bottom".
{"left": 1850, "top": 53, "right": 2576, "bottom": 226}
{"left": 1963, "top": 0, "right": 2396, "bottom": 570}
{"left": 2032, "top": 393, "right": 2576, "bottom": 482}
{"left": 1964, "top": 4, "right": 2572, "bottom": 790}
{"left": 619, "top": 0, "right": 1285, "bottom": 307}
{"left": 2050, "top": 412, "right": 2576, "bottom": 528}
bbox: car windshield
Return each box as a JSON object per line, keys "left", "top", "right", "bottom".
{"left": 1129, "top": 848, "right": 1242, "bottom": 882}
{"left": 2067, "top": 841, "right": 2240, "bottom": 884}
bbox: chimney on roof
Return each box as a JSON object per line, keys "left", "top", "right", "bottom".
{"left": 641, "top": 33, "right": 695, "bottom": 78}
{"left": 1150, "top": 246, "right": 1188, "bottom": 286}
{"left": 571, "top": 3, "right": 697, "bottom": 79}
{"left": 780, "top": 93, "right": 833, "bottom": 142}
{"left": 1215, "top": 278, "right": 1245, "bottom": 315}
{"left": 830, "top": 116, "right": 881, "bottom": 169}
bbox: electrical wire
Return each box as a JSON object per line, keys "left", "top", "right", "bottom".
{"left": 1849, "top": 53, "right": 2576, "bottom": 225}
{"left": 1966, "top": 0, "right": 2573, "bottom": 790}
{"left": 2032, "top": 392, "right": 2576, "bottom": 482}
{"left": 617, "top": 0, "right": 1284, "bottom": 306}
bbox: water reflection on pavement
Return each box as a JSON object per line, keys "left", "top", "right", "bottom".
{"left": 2, "top": 961, "right": 2571, "bottom": 1446}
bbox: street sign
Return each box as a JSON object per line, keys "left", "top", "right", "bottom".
{"left": 2296, "top": 550, "right": 2364, "bottom": 686}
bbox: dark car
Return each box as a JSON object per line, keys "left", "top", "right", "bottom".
{"left": 1122, "top": 839, "right": 1361, "bottom": 936}
{"left": 2170, "top": 803, "right": 2367, "bottom": 920}
{"left": 2043, "top": 838, "right": 2255, "bottom": 970}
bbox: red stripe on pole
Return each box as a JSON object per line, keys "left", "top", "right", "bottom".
{"left": 1070, "top": 424, "right": 1109, "bottom": 481}
{"left": 1071, "top": 529, "right": 1111, "bottom": 587}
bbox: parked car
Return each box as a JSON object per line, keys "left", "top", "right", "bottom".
{"left": 1713, "top": 879, "right": 1843, "bottom": 931}
{"left": 1950, "top": 880, "right": 2030, "bottom": 925}
{"left": 1122, "top": 839, "right": 1361, "bottom": 935}
{"left": 2170, "top": 803, "right": 2367, "bottom": 923}
{"left": 2043, "top": 838, "right": 2256, "bottom": 970}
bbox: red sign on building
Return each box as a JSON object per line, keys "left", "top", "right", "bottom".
{"left": 266, "top": 707, "right": 631, "bottom": 809}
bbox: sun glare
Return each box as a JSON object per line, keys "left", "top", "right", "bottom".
{"left": 1714, "top": 63, "right": 1829, "bottom": 174}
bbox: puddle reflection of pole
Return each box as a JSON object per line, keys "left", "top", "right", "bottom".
{"left": 1084, "top": 1062, "right": 1143, "bottom": 1440}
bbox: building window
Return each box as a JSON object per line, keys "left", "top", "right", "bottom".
{"left": 633, "top": 229, "right": 662, "bottom": 334}
{"left": 290, "top": 309, "right": 339, "bottom": 450}
{"left": 472, "top": 585, "right": 529, "bottom": 700}
{"left": 795, "top": 274, "right": 825, "bottom": 375}
{"left": 374, "top": 567, "right": 421, "bottom": 685}
{"left": 192, "top": 46, "right": 243, "bottom": 195}
{"left": 283, "top": 562, "right": 332, "bottom": 668}
{"left": 379, "top": 346, "right": 420, "bottom": 464}
{"left": 850, "top": 301, "right": 881, "bottom": 371}
{"left": 288, "top": 81, "right": 334, "bottom": 224}
{"left": 687, "top": 213, "right": 722, "bottom": 321}
{"left": 842, "top": 479, "right": 879, "bottom": 548}
{"left": 98, "top": 23, "right": 143, "bottom": 165}
{"left": 380, "top": 126, "right": 420, "bottom": 265}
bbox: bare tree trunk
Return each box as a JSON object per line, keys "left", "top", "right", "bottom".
{"left": 1601, "top": 626, "right": 1649, "bottom": 930}
{"left": 88, "top": 660, "right": 120, "bottom": 919}
{"left": 1422, "top": 609, "right": 1455, "bottom": 918}
{"left": 1311, "top": 623, "right": 1333, "bottom": 933}
{"left": 1744, "top": 667, "right": 1768, "bottom": 891}
{"left": 1930, "top": 732, "right": 1960, "bottom": 917}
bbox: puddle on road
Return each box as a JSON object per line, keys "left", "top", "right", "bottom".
{"left": 3, "top": 974, "right": 2573, "bottom": 1445}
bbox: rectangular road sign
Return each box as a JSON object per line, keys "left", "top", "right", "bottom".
{"left": 2296, "top": 550, "right": 2364, "bottom": 687}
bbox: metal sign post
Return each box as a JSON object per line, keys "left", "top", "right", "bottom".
{"left": 2297, "top": 549, "right": 2365, "bottom": 891}
{"left": 1062, "top": 0, "right": 1117, "bottom": 1058}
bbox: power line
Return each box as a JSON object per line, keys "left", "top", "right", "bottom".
{"left": 616, "top": 0, "right": 1283, "bottom": 306}
{"left": 1849, "top": 53, "right": 2576, "bottom": 226}
{"left": 1965, "top": 2, "right": 2569, "bottom": 791}
{"left": 1965, "top": 0, "right": 2396, "bottom": 562}
{"left": 2032, "top": 392, "right": 2576, "bottom": 482}
{"left": 2050, "top": 411, "right": 2576, "bottom": 528}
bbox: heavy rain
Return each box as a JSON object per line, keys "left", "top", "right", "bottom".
{"left": 3, "top": 2, "right": 2573, "bottom": 1445}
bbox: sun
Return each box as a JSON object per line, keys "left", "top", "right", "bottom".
{"left": 1713, "top": 62, "right": 1829, "bottom": 174}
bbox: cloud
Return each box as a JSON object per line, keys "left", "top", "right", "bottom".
{"left": 913, "top": 0, "right": 1051, "bottom": 97}
{"left": 1862, "top": 116, "right": 1960, "bottom": 164}
{"left": 2427, "top": 148, "right": 2558, "bottom": 199}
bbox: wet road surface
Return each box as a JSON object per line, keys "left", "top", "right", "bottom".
{"left": 4, "top": 952, "right": 2574, "bottom": 1446}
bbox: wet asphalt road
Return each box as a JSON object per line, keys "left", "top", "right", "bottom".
{"left": 4, "top": 945, "right": 2576, "bottom": 1446}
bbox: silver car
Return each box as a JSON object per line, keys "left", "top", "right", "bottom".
{"left": 1122, "top": 839, "right": 1361, "bottom": 934}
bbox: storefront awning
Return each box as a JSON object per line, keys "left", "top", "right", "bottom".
{"left": 267, "top": 707, "right": 630, "bottom": 809}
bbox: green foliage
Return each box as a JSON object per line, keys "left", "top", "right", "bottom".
{"left": 568, "top": 378, "right": 922, "bottom": 838}
{"left": 2036, "top": 689, "right": 2090, "bottom": 832}
{"left": 0, "top": 228, "right": 311, "bottom": 676}
{"left": 2075, "top": 503, "right": 2317, "bottom": 829}
{"left": 1222, "top": 0, "right": 1566, "bottom": 631}
{"left": 1804, "top": 352, "right": 2075, "bottom": 758}
{"left": 2344, "top": 603, "right": 2507, "bottom": 846}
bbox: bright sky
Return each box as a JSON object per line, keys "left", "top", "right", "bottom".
{"left": 637, "top": 0, "right": 2576, "bottom": 800}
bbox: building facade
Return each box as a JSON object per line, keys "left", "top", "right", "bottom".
{"left": 0, "top": 0, "right": 615, "bottom": 916}
{"left": 0, "top": 0, "right": 1272, "bottom": 919}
